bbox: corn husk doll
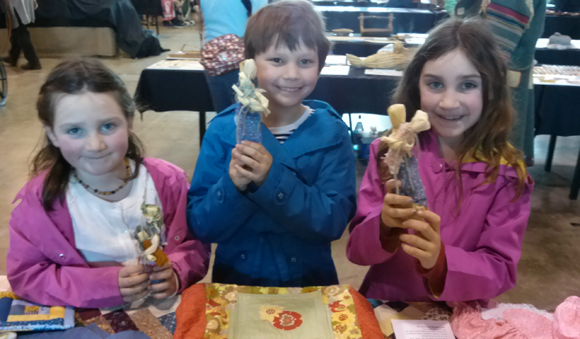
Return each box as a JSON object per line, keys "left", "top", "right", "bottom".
{"left": 381, "top": 104, "right": 431, "bottom": 209}
{"left": 232, "top": 59, "right": 270, "bottom": 143}
{"left": 134, "top": 203, "right": 169, "bottom": 284}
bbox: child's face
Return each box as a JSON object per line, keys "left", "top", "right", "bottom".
{"left": 45, "top": 91, "right": 131, "bottom": 179}
{"left": 419, "top": 48, "right": 483, "bottom": 145}
{"left": 254, "top": 41, "right": 320, "bottom": 111}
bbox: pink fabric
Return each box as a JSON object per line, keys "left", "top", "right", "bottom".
{"left": 451, "top": 303, "right": 552, "bottom": 339}
{"left": 7, "top": 158, "right": 210, "bottom": 308}
{"left": 347, "top": 130, "right": 534, "bottom": 302}
{"left": 553, "top": 297, "right": 580, "bottom": 339}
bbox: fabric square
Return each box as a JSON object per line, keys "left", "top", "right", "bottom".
{"left": 157, "top": 313, "right": 177, "bottom": 334}
{"left": 229, "top": 291, "right": 333, "bottom": 339}
{"left": 103, "top": 310, "right": 139, "bottom": 333}
{"left": 385, "top": 301, "right": 408, "bottom": 312}
{"left": 84, "top": 316, "right": 115, "bottom": 335}
{"left": 129, "top": 309, "right": 172, "bottom": 339}
{"left": 76, "top": 309, "right": 103, "bottom": 322}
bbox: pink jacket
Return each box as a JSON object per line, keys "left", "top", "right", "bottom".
{"left": 7, "top": 158, "right": 210, "bottom": 308}
{"left": 347, "top": 131, "right": 534, "bottom": 303}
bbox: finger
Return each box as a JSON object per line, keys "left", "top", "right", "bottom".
{"left": 236, "top": 153, "right": 261, "bottom": 170}
{"left": 120, "top": 279, "right": 151, "bottom": 296}
{"left": 402, "top": 219, "right": 438, "bottom": 242}
{"left": 123, "top": 289, "right": 150, "bottom": 303}
{"left": 385, "top": 205, "right": 417, "bottom": 220}
{"left": 240, "top": 140, "right": 265, "bottom": 152}
{"left": 418, "top": 210, "right": 441, "bottom": 233}
{"left": 152, "top": 263, "right": 171, "bottom": 272}
{"left": 150, "top": 268, "right": 173, "bottom": 281}
{"left": 236, "top": 144, "right": 265, "bottom": 161}
{"left": 119, "top": 272, "right": 149, "bottom": 288}
{"left": 399, "top": 234, "right": 434, "bottom": 253}
{"left": 149, "top": 281, "right": 170, "bottom": 293}
{"left": 401, "top": 243, "right": 430, "bottom": 261}
{"left": 385, "top": 179, "right": 402, "bottom": 194}
{"left": 119, "top": 265, "right": 144, "bottom": 278}
{"left": 384, "top": 193, "right": 414, "bottom": 208}
{"left": 235, "top": 164, "right": 259, "bottom": 181}
{"left": 381, "top": 213, "right": 406, "bottom": 229}
{"left": 150, "top": 291, "right": 172, "bottom": 300}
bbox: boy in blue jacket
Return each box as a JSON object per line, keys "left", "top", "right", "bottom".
{"left": 187, "top": 0, "right": 356, "bottom": 287}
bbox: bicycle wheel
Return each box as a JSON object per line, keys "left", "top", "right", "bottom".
{"left": 0, "top": 60, "right": 7, "bottom": 106}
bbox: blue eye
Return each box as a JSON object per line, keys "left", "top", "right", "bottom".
{"left": 428, "top": 81, "right": 444, "bottom": 89}
{"left": 101, "top": 123, "right": 116, "bottom": 132}
{"left": 67, "top": 127, "right": 82, "bottom": 135}
{"left": 270, "top": 58, "right": 283, "bottom": 64}
{"left": 300, "top": 59, "right": 313, "bottom": 65}
{"left": 461, "top": 81, "right": 478, "bottom": 90}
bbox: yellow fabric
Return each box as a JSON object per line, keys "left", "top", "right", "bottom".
{"left": 7, "top": 307, "right": 66, "bottom": 322}
{"left": 204, "top": 284, "right": 363, "bottom": 339}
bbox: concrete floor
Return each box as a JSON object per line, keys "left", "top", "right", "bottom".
{"left": 0, "top": 25, "right": 579, "bottom": 312}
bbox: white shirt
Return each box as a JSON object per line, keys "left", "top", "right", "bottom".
{"left": 268, "top": 106, "right": 313, "bottom": 144}
{"left": 66, "top": 162, "right": 163, "bottom": 266}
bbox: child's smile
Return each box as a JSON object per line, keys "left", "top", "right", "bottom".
{"left": 419, "top": 48, "right": 483, "bottom": 148}
{"left": 255, "top": 41, "right": 319, "bottom": 120}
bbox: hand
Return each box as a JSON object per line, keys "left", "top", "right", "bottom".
{"left": 149, "top": 263, "right": 179, "bottom": 299}
{"left": 399, "top": 210, "right": 442, "bottom": 270}
{"left": 229, "top": 149, "right": 252, "bottom": 191}
{"left": 118, "top": 265, "right": 150, "bottom": 303}
{"left": 380, "top": 179, "right": 417, "bottom": 232}
{"left": 233, "top": 141, "right": 273, "bottom": 187}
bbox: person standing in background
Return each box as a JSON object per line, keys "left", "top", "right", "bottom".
{"left": 199, "top": 0, "right": 267, "bottom": 113}
{"left": 456, "top": 0, "right": 546, "bottom": 165}
{"left": 2, "top": 0, "right": 41, "bottom": 70}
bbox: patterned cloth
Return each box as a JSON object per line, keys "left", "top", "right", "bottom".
{"left": 368, "top": 300, "right": 453, "bottom": 339}
{"left": 75, "top": 308, "right": 174, "bottom": 339}
{"left": 175, "top": 284, "right": 384, "bottom": 339}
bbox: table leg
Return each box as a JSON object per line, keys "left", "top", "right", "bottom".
{"left": 545, "top": 135, "right": 557, "bottom": 172}
{"left": 199, "top": 111, "right": 206, "bottom": 146}
{"left": 570, "top": 145, "right": 580, "bottom": 200}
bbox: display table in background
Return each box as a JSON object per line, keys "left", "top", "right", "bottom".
{"left": 134, "top": 60, "right": 580, "bottom": 199}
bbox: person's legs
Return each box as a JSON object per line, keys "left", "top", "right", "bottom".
{"left": 13, "top": 14, "right": 41, "bottom": 69}
{"left": 2, "top": 28, "right": 21, "bottom": 66}
{"left": 205, "top": 70, "right": 239, "bottom": 113}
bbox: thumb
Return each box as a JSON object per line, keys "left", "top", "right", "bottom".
{"left": 119, "top": 265, "right": 144, "bottom": 278}
{"left": 385, "top": 179, "right": 401, "bottom": 194}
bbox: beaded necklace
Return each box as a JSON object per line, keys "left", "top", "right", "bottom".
{"left": 72, "top": 158, "right": 132, "bottom": 196}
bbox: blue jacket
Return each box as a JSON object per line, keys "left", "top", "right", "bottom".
{"left": 187, "top": 100, "right": 357, "bottom": 287}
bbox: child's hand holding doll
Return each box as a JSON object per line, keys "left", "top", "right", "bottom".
{"left": 149, "top": 263, "right": 179, "bottom": 299}
{"left": 118, "top": 265, "right": 151, "bottom": 303}
{"left": 233, "top": 141, "right": 273, "bottom": 187}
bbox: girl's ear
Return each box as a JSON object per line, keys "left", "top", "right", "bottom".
{"left": 43, "top": 125, "right": 60, "bottom": 148}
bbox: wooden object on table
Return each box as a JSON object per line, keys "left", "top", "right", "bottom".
{"left": 359, "top": 12, "right": 394, "bottom": 37}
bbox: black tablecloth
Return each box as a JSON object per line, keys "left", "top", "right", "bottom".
{"left": 134, "top": 67, "right": 580, "bottom": 138}
{"left": 543, "top": 15, "right": 580, "bottom": 39}
{"left": 316, "top": 6, "right": 449, "bottom": 34}
{"left": 0, "top": 0, "right": 165, "bottom": 58}
{"left": 331, "top": 41, "right": 580, "bottom": 66}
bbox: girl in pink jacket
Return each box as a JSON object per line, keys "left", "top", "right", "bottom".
{"left": 7, "top": 59, "right": 210, "bottom": 308}
{"left": 347, "top": 19, "right": 534, "bottom": 303}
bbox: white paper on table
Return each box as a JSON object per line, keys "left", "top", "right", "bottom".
{"left": 326, "top": 55, "right": 347, "bottom": 65}
{"left": 320, "top": 65, "right": 350, "bottom": 76}
{"left": 391, "top": 319, "right": 454, "bottom": 339}
{"left": 365, "top": 69, "right": 403, "bottom": 77}
{"left": 147, "top": 59, "right": 205, "bottom": 71}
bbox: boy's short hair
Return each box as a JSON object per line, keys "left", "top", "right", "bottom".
{"left": 244, "top": 0, "right": 331, "bottom": 72}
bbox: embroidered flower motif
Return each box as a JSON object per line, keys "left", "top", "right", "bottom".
{"left": 259, "top": 305, "right": 283, "bottom": 322}
{"left": 225, "top": 292, "right": 237, "bottom": 302}
{"left": 329, "top": 301, "right": 347, "bottom": 313}
{"left": 324, "top": 285, "right": 344, "bottom": 296}
{"left": 272, "top": 311, "right": 303, "bottom": 331}
{"left": 207, "top": 319, "right": 219, "bottom": 330}
{"left": 332, "top": 311, "right": 355, "bottom": 325}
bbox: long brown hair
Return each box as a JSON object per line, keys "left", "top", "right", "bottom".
{"left": 32, "top": 58, "right": 144, "bottom": 211}
{"left": 380, "top": 18, "right": 527, "bottom": 201}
